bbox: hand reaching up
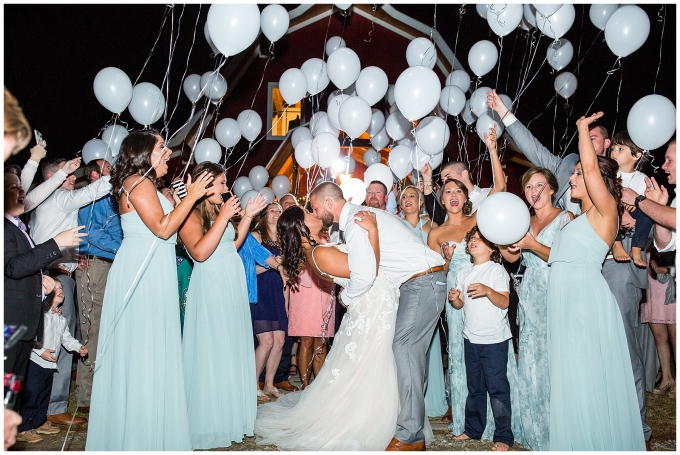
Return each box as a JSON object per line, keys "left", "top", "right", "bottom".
{"left": 244, "top": 193, "right": 268, "bottom": 218}
{"left": 61, "top": 157, "right": 81, "bottom": 175}
{"left": 486, "top": 89, "right": 509, "bottom": 119}
{"left": 483, "top": 124, "right": 498, "bottom": 152}
{"left": 185, "top": 171, "right": 214, "bottom": 202}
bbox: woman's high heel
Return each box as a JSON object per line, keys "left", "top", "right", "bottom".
{"left": 651, "top": 380, "right": 675, "bottom": 395}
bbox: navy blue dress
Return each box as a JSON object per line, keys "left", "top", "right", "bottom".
{"left": 251, "top": 240, "right": 287, "bottom": 334}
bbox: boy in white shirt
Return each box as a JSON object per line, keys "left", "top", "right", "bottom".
{"left": 448, "top": 227, "right": 513, "bottom": 451}
{"left": 16, "top": 281, "right": 88, "bottom": 444}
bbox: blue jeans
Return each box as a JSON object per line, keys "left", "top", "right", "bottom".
{"left": 463, "top": 338, "right": 514, "bottom": 446}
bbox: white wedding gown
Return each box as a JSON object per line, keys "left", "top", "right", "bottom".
{"left": 255, "top": 244, "right": 432, "bottom": 450}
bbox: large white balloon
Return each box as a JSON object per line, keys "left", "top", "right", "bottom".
{"left": 476, "top": 113, "right": 504, "bottom": 142}
{"left": 462, "top": 99, "right": 477, "bottom": 125}
{"left": 215, "top": 118, "right": 241, "bottom": 148}
{"left": 554, "top": 72, "right": 578, "bottom": 99}
{"left": 207, "top": 4, "right": 261, "bottom": 56}
{"left": 260, "top": 4, "right": 289, "bottom": 43}
{"left": 363, "top": 163, "right": 393, "bottom": 190}
{"left": 327, "top": 93, "right": 351, "bottom": 130}
{"left": 406, "top": 37, "right": 437, "bottom": 69}
{"left": 200, "top": 71, "right": 228, "bottom": 101}
{"left": 589, "top": 4, "right": 620, "bottom": 31}
{"left": 194, "top": 138, "right": 222, "bottom": 164}
{"left": 339, "top": 96, "right": 372, "bottom": 138}
{"left": 237, "top": 110, "right": 262, "bottom": 142}
{"left": 536, "top": 4, "right": 575, "bottom": 40}
{"left": 477, "top": 193, "right": 531, "bottom": 244}
{"left": 93, "top": 67, "right": 133, "bottom": 114}
{"left": 203, "top": 22, "right": 220, "bottom": 54}
{"left": 476, "top": 4, "right": 491, "bottom": 19}
{"left": 294, "top": 139, "right": 315, "bottom": 169}
{"left": 340, "top": 178, "right": 367, "bottom": 205}
{"left": 312, "top": 133, "right": 341, "bottom": 169}
{"left": 291, "top": 126, "right": 313, "bottom": 149}
{"left": 385, "top": 111, "right": 412, "bottom": 142}
{"left": 309, "top": 111, "right": 328, "bottom": 134}
{"left": 604, "top": 5, "right": 650, "bottom": 58}
{"left": 416, "top": 116, "right": 450, "bottom": 156}
{"left": 355, "top": 66, "right": 388, "bottom": 106}
{"left": 183, "top": 74, "right": 203, "bottom": 104}
{"left": 468, "top": 40, "right": 498, "bottom": 77}
{"left": 363, "top": 147, "right": 382, "bottom": 166}
{"left": 325, "top": 36, "right": 346, "bottom": 56}
{"left": 445, "top": 70, "right": 471, "bottom": 93}
{"left": 300, "top": 58, "right": 330, "bottom": 96}
{"left": 327, "top": 47, "right": 361, "bottom": 90}
{"left": 411, "top": 145, "right": 443, "bottom": 171}
{"left": 249, "top": 165, "right": 269, "bottom": 191}
{"left": 82, "top": 139, "right": 110, "bottom": 165}
{"left": 486, "top": 4, "right": 524, "bottom": 37}
{"left": 312, "top": 114, "right": 340, "bottom": 137}
{"left": 232, "top": 176, "right": 252, "bottom": 199}
{"left": 389, "top": 145, "right": 413, "bottom": 179}
{"left": 278, "top": 68, "right": 307, "bottom": 105}
{"left": 101, "top": 125, "right": 129, "bottom": 157}
{"left": 367, "top": 108, "right": 386, "bottom": 138}
{"left": 470, "top": 86, "right": 493, "bottom": 117}
{"left": 370, "top": 126, "right": 390, "bottom": 150}
{"left": 394, "top": 66, "right": 442, "bottom": 122}
{"left": 627, "top": 95, "right": 676, "bottom": 151}
{"left": 271, "top": 174, "right": 291, "bottom": 199}
{"left": 533, "top": 4, "right": 563, "bottom": 17}
{"left": 128, "top": 82, "right": 165, "bottom": 126}
{"left": 398, "top": 131, "right": 416, "bottom": 150}
{"left": 546, "top": 39, "right": 574, "bottom": 71}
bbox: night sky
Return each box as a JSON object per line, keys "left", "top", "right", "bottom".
{"left": 4, "top": 3, "right": 676, "bottom": 190}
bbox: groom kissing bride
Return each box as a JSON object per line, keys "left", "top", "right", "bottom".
{"left": 254, "top": 182, "right": 446, "bottom": 451}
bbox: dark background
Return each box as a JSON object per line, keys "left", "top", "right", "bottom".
{"left": 4, "top": 4, "right": 676, "bottom": 191}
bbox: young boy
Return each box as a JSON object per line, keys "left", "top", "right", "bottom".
{"left": 610, "top": 130, "right": 654, "bottom": 267}
{"left": 16, "top": 281, "right": 88, "bottom": 443}
{"left": 449, "top": 227, "right": 513, "bottom": 451}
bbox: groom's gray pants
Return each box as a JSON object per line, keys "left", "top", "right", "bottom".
{"left": 394, "top": 270, "right": 447, "bottom": 444}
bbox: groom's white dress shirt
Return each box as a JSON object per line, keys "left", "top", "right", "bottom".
{"left": 338, "top": 202, "right": 445, "bottom": 305}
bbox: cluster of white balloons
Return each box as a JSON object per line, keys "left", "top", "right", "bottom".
{"left": 182, "top": 71, "right": 228, "bottom": 105}
{"left": 194, "top": 109, "right": 263, "bottom": 164}
{"left": 93, "top": 67, "right": 165, "bottom": 126}
{"left": 231, "top": 166, "right": 291, "bottom": 209}
{"left": 82, "top": 125, "right": 130, "bottom": 165}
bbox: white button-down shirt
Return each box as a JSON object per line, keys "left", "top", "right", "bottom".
{"left": 338, "top": 202, "right": 445, "bottom": 305}
{"left": 28, "top": 176, "right": 112, "bottom": 272}
{"left": 31, "top": 311, "right": 82, "bottom": 370}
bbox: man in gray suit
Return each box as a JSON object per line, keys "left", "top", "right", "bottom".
{"left": 487, "top": 90, "right": 652, "bottom": 444}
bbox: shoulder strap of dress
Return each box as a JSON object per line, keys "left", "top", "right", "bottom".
{"left": 311, "top": 244, "right": 336, "bottom": 278}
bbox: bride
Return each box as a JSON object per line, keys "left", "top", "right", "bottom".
{"left": 254, "top": 205, "right": 408, "bottom": 450}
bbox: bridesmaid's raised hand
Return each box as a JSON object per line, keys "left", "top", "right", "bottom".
{"left": 185, "top": 171, "right": 214, "bottom": 202}
{"left": 576, "top": 111, "right": 604, "bottom": 130}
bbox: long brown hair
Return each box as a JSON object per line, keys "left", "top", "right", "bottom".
{"left": 276, "top": 206, "right": 317, "bottom": 286}
{"left": 190, "top": 162, "right": 230, "bottom": 237}
{"left": 253, "top": 203, "right": 282, "bottom": 244}
{"left": 111, "top": 129, "right": 160, "bottom": 202}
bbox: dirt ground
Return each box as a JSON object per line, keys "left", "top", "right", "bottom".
{"left": 9, "top": 374, "right": 676, "bottom": 452}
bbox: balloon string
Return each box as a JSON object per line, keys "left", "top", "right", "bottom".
{"left": 653, "top": 5, "right": 667, "bottom": 94}
{"left": 572, "top": 29, "right": 602, "bottom": 75}
{"left": 552, "top": 93, "right": 558, "bottom": 154}
{"left": 574, "top": 4, "right": 586, "bottom": 77}
{"left": 133, "top": 5, "right": 171, "bottom": 86}
{"left": 179, "top": 97, "right": 215, "bottom": 179}
{"left": 559, "top": 98, "right": 572, "bottom": 156}
{"left": 364, "top": 4, "right": 377, "bottom": 43}
{"left": 514, "top": 31, "right": 544, "bottom": 115}
{"left": 160, "top": 5, "right": 178, "bottom": 137}
{"left": 513, "top": 29, "right": 531, "bottom": 104}
{"left": 504, "top": 30, "right": 518, "bottom": 94}
{"left": 610, "top": 60, "right": 624, "bottom": 138}
{"left": 495, "top": 35, "right": 504, "bottom": 89}
{"left": 452, "top": 4, "right": 466, "bottom": 62}
{"left": 321, "top": 5, "right": 334, "bottom": 61}
{"left": 250, "top": 42, "right": 274, "bottom": 112}
{"left": 525, "top": 93, "right": 556, "bottom": 129}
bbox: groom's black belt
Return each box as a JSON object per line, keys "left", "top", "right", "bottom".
{"left": 404, "top": 265, "right": 445, "bottom": 284}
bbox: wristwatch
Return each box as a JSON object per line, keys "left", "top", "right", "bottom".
{"left": 634, "top": 194, "right": 646, "bottom": 209}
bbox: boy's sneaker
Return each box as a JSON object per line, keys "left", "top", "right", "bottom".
{"left": 36, "top": 421, "right": 60, "bottom": 435}
{"left": 16, "top": 430, "right": 44, "bottom": 443}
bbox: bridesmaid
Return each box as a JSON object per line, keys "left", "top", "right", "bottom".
{"left": 399, "top": 185, "right": 447, "bottom": 417}
{"left": 499, "top": 167, "right": 572, "bottom": 451}
{"left": 179, "top": 162, "right": 267, "bottom": 449}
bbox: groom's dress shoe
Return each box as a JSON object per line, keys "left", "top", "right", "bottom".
{"left": 386, "top": 437, "right": 426, "bottom": 451}
{"left": 274, "top": 380, "right": 299, "bottom": 392}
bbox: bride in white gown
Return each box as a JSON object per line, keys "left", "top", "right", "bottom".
{"left": 255, "top": 206, "right": 431, "bottom": 451}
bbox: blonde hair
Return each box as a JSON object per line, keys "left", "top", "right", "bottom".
{"left": 399, "top": 185, "right": 425, "bottom": 210}
{"left": 4, "top": 87, "right": 31, "bottom": 153}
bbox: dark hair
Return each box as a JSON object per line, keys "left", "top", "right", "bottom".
{"left": 576, "top": 156, "right": 623, "bottom": 215}
{"left": 440, "top": 179, "right": 472, "bottom": 215}
{"left": 4, "top": 164, "right": 21, "bottom": 176}
{"left": 276, "top": 206, "right": 317, "bottom": 286}
{"left": 253, "top": 203, "right": 282, "bottom": 244}
{"left": 590, "top": 123, "right": 609, "bottom": 141}
{"left": 190, "top": 162, "right": 228, "bottom": 237}
{"left": 611, "top": 130, "right": 648, "bottom": 167}
{"left": 368, "top": 180, "right": 388, "bottom": 194}
{"left": 41, "top": 157, "right": 66, "bottom": 180}
{"left": 84, "top": 160, "right": 103, "bottom": 183}
{"left": 110, "top": 129, "right": 161, "bottom": 202}
{"left": 520, "top": 167, "right": 560, "bottom": 209}
{"left": 464, "top": 226, "right": 501, "bottom": 264}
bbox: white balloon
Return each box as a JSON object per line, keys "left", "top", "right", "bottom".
{"left": 476, "top": 4, "right": 491, "bottom": 18}
{"left": 128, "top": 82, "right": 165, "bottom": 126}
{"left": 389, "top": 145, "right": 413, "bottom": 179}
{"left": 335, "top": 3, "right": 351, "bottom": 10}
{"left": 340, "top": 178, "right": 367, "bottom": 205}
{"left": 327, "top": 94, "right": 351, "bottom": 130}
{"left": 355, "top": 66, "right": 389, "bottom": 106}
{"left": 93, "top": 67, "right": 133, "bottom": 114}
{"left": 627, "top": 95, "right": 677, "bottom": 151}
{"left": 207, "top": 4, "right": 261, "bottom": 56}
{"left": 327, "top": 47, "right": 361, "bottom": 90}
{"left": 523, "top": 4, "right": 538, "bottom": 27}
{"left": 533, "top": 4, "right": 563, "bottom": 17}
{"left": 332, "top": 155, "right": 356, "bottom": 175}
{"left": 468, "top": 40, "right": 498, "bottom": 77}
{"left": 389, "top": 103, "right": 400, "bottom": 115}
{"left": 258, "top": 187, "right": 275, "bottom": 205}
{"left": 325, "top": 36, "right": 346, "bottom": 56}
{"left": 183, "top": 74, "right": 203, "bottom": 104}
{"left": 536, "top": 4, "right": 575, "bottom": 40}
{"left": 312, "top": 114, "right": 340, "bottom": 137}
{"left": 278, "top": 68, "right": 307, "bottom": 105}
{"left": 300, "top": 58, "right": 330, "bottom": 96}
{"left": 367, "top": 109, "right": 386, "bottom": 138}
{"left": 445, "top": 70, "right": 471, "bottom": 93}
{"left": 477, "top": 192, "right": 531, "bottom": 244}
{"left": 309, "top": 111, "right": 328, "bottom": 134}
{"left": 385, "top": 111, "right": 412, "bottom": 142}
{"left": 476, "top": 113, "right": 504, "bottom": 142}
{"left": 411, "top": 145, "right": 443, "bottom": 171}
{"left": 344, "top": 82, "right": 357, "bottom": 97}
{"left": 394, "top": 66, "right": 442, "bottom": 122}
{"left": 499, "top": 94, "right": 513, "bottom": 112}
{"left": 232, "top": 176, "right": 253, "bottom": 199}
{"left": 260, "top": 4, "right": 289, "bottom": 43}
{"left": 386, "top": 84, "right": 396, "bottom": 105}
{"left": 370, "top": 126, "right": 390, "bottom": 150}
{"left": 470, "top": 86, "right": 493, "bottom": 117}
{"left": 338, "top": 96, "right": 372, "bottom": 139}
{"left": 248, "top": 165, "right": 269, "bottom": 191}
{"left": 589, "top": 4, "right": 620, "bottom": 31}
{"left": 291, "top": 126, "right": 313, "bottom": 149}
{"left": 520, "top": 15, "right": 534, "bottom": 31}
{"left": 406, "top": 37, "right": 437, "bottom": 70}
{"left": 462, "top": 99, "right": 478, "bottom": 125}
{"left": 604, "top": 5, "right": 650, "bottom": 58}
{"left": 215, "top": 118, "right": 241, "bottom": 148}
{"left": 363, "top": 163, "right": 393, "bottom": 190}
{"left": 237, "top": 109, "right": 262, "bottom": 142}
{"left": 272, "top": 174, "right": 291, "bottom": 199}
{"left": 398, "top": 131, "right": 416, "bottom": 150}
{"left": 546, "top": 39, "right": 574, "bottom": 71}
{"left": 240, "top": 190, "right": 259, "bottom": 209}
{"left": 416, "top": 116, "right": 450, "bottom": 156}
{"left": 363, "top": 148, "right": 381, "bottom": 167}
{"left": 294, "top": 139, "right": 315, "bottom": 169}
{"left": 554, "top": 72, "right": 578, "bottom": 99}
{"left": 487, "top": 4, "right": 524, "bottom": 37}
{"left": 194, "top": 138, "right": 222, "bottom": 164}
{"left": 311, "top": 133, "right": 341, "bottom": 169}
{"left": 203, "top": 22, "right": 220, "bottom": 54}
{"left": 200, "top": 71, "right": 228, "bottom": 101}
{"left": 82, "top": 139, "right": 111, "bottom": 165}
{"left": 101, "top": 125, "right": 129, "bottom": 157}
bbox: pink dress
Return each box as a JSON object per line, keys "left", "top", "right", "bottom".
{"left": 640, "top": 251, "right": 676, "bottom": 324}
{"left": 287, "top": 262, "right": 335, "bottom": 337}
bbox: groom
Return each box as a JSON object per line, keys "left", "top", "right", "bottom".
{"left": 309, "top": 182, "right": 446, "bottom": 451}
